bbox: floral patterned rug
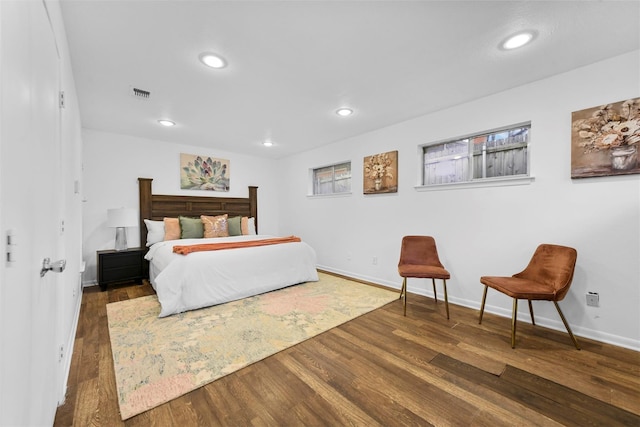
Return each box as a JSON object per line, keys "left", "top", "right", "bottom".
{"left": 106, "top": 272, "right": 397, "bottom": 420}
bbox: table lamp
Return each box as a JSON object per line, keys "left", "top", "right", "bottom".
{"left": 107, "top": 208, "right": 137, "bottom": 251}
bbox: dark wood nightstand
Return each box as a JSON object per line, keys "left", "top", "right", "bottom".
{"left": 97, "top": 247, "right": 147, "bottom": 291}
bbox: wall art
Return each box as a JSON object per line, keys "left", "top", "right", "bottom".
{"left": 363, "top": 150, "right": 398, "bottom": 194}
{"left": 571, "top": 98, "right": 640, "bottom": 178}
{"left": 180, "top": 153, "right": 230, "bottom": 191}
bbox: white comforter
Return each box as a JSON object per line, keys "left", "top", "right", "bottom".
{"left": 145, "top": 235, "right": 319, "bottom": 317}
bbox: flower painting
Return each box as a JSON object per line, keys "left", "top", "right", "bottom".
{"left": 571, "top": 97, "right": 640, "bottom": 178}
{"left": 180, "top": 153, "right": 230, "bottom": 191}
{"left": 363, "top": 150, "right": 398, "bottom": 194}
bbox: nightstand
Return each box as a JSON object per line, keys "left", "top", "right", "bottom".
{"left": 97, "top": 247, "right": 146, "bottom": 291}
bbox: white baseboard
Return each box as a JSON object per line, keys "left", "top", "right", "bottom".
{"left": 58, "top": 276, "right": 83, "bottom": 405}
{"left": 317, "top": 265, "right": 400, "bottom": 291}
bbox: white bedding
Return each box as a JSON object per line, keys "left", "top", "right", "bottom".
{"left": 145, "top": 235, "right": 319, "bottom": 317}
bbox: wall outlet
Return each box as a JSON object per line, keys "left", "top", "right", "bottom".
{"left": 372, "top": 256, "right": 378, "bottom": 265}
{"left": 586, "top": 292, "right": 599, "bottom": 307}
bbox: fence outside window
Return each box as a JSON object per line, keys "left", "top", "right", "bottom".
{"left": 312, "top": 162, "right": 351, "bottom": 195}
{"left": 423, "top": 124, "right": 530, "bottom": 185}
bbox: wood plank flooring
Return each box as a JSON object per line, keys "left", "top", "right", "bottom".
{"left": 54, "top": 277, "right": 640, "bottom": 426}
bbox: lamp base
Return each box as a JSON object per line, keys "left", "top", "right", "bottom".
{"left": 114, "top": 227, "right": 128, "bottom": 251}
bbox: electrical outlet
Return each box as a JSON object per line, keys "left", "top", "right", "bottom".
{"left": 58, "top": 345, "right": 64, "bottom": 362}
{"left": 586, "top": 292, "right": 599, "bottom": 307}
{"left": 372, "top": 256, "right": 378, "bottom": 265}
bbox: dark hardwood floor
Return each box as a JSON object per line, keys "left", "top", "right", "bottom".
{"left": 54, "top": 277, "right": 640, "bottom": 426}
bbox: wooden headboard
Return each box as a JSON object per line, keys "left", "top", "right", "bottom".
{"left": 138, "top": 178, "right": 258, "bottom": 245}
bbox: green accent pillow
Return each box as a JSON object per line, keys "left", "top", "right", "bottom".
{"left": 179, "top": 216, "right": 204, "bottom": 239}
{"left": 228, "top": 216, "right": 242, "bottom": 236}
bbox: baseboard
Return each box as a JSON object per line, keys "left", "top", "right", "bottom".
{"left": 58, "top": 282, "right": 83, "bottom": 405}
{"left": 316, "top": 265, "right": 639, "bottom": 352}
{"left": 317, "top": 265, "right": 400, "bottom": 291}
{"left": 82, "top": 280, "right": 98, "bottom": 288}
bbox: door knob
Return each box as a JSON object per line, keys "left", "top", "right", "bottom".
{"left": 40, "top": 258, "right": 66, "bottom": 277}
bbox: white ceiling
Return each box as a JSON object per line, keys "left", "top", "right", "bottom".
{"left": 60, "top": 1, "right": 640, "bottom": 160}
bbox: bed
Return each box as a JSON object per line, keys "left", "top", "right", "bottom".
{"left": 138, "top": 178, "right": 318, "bottom": 317}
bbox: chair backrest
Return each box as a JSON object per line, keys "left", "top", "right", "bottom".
{"left": 398, "top": 236, "right": 444, "bottom": 268}
{"left": 513, "top": 244, "right": 578, "bottom": 301}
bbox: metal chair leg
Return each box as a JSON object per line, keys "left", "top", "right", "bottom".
{"left": 554, "top": 301, "right": 581, "bottom": 350}
{"left": 401, "top": 278, "right": 407, "bottom": 316}
{"left": 528, "top": 300, "right": 535, "bottom": 325}
{"left": 511, "top": 299, "right": 518, "bottom": 348}
{"left": 479, "top": 285, "right": 488, "bottom": 324}
{"left": 400, "top": 277, "right": 450, "bottom": 319}
{"left": 442, "top": 279, "right": 449, "bottom": 320}
{"left": 432, "top": 278, "right": 437, "bottom": 303}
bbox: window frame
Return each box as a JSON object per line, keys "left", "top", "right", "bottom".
{"left": 308, "top": 161, "right": 352, "bottom": 196}
{"left": 417, "top": 122, "right": 535, "bottom": 191}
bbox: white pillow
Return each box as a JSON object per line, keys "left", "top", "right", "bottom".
{"left": 144, "top": 219, "right": 165, "bottom": 246}
{"left": 248, "top": 217, "right": 256, "bottom": 235}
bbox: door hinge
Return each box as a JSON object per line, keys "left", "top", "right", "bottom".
{"left": 59, "top": 91, "right": 65, "bottom": 109}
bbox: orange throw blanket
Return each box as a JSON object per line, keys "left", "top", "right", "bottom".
{"left": 173, "top": 236, "right": 302, "bottom": 255}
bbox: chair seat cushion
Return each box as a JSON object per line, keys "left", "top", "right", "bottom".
{"left": 399, "top": 264, "right": 450, "bottom": 279}
{"left": 480, "top": 276, "right": 556, "bottom": 300}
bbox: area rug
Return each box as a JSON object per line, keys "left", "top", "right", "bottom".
{"left": 106, "top": 272, "right": 397, "bottom": 419}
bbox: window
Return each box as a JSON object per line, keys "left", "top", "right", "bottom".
{"left": 422, "top": 123, "right": 530, "bottom": 186}
{"left": 312, "top": 162, "right": 351, "bottom": 195}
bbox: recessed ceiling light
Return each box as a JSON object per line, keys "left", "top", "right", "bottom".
{"left": 336, "top": 108, "right": 353, "bottom": 117}
{"left": 262, "top": 140, "right": 273, "bottom": 147}
{"left": 199, "top": 52, "right": 227, "bottom": 69}
{"left": 501, "top": 31, "right": 535, "bottom": 50}
{"left": 158, "top": 119, "right": 175, "bottom": 127}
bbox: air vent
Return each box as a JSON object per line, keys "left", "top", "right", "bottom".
{"left": 130, "top": 86, "right": 151, "bottom": 100}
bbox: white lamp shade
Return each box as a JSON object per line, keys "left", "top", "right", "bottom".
{"left": 107, "top": 208, "right": 138, "bottom": 228}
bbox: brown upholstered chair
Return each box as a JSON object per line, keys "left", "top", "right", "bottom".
{"left": 398, "top": 236, "right": 450, "bottom": 318}
{"left": 478, "top": 243, "right": 580, "bottom": 349}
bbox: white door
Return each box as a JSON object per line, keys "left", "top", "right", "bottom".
{"left": 0, "top": 0, "right": 63, "bottom": 424}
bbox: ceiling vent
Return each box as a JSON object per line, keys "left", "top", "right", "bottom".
{"left": 130, "top": 86, "right": 151, "bottom": 100}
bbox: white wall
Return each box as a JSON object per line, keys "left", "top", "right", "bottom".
{"left": 47, "top": 0, "right": 85, "bottom": 407}
{"left": 82, "top": 129, "right": 280, "bottom": 284}
{"left": 277, "top": 51, "right": 640, "bottom": 350}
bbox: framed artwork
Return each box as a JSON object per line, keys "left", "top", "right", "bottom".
{"left": 571, "top": 97, "right": 640, "bottom": 178}
{"left": 363, "top": 150, "right": 398, "bottom": 194}
{"left": 180, "top": 153, "right": 230, "bottom": 191}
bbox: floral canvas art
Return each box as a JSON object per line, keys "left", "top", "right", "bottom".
{"left": 363, "top": 150, "right": 398, "bottom": 194}
{"left": 571, "top": 98, "right": 640, "bottom": 178}
{"left": 180, "top": 153, "right": 230, "bottom": 191}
